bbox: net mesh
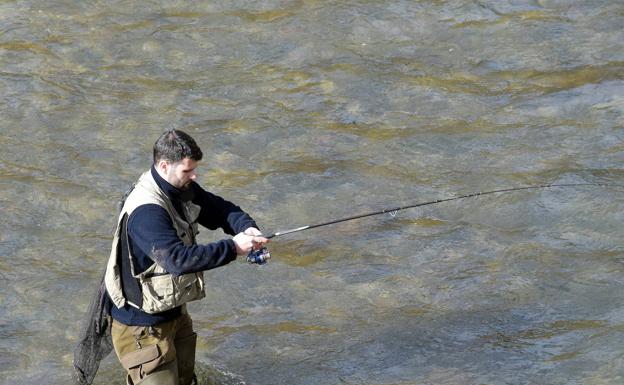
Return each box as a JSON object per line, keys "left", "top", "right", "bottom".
{"left": 72, "top": 185, "right": 133, "bottom": 384}
{"left": 72, "top": 268, "right": 114, "bottom": 384}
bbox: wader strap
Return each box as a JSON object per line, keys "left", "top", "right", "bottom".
{"left": 120, "top": 214, "right": 143, "bottom": 308}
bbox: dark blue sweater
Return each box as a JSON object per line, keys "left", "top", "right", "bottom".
{"left": 110, "top": 167, "right": 258, "bottom": 326}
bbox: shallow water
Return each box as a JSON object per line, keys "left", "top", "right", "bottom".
{"left": 1, "top": 1, "right": 624, "bottom": 384}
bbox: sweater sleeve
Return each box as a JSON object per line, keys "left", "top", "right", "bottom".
{"left": 127, "top": 204, "right": 238, "bottom": 276}
{"left": 192, "top": 183, "right": 258, "bottom": 235}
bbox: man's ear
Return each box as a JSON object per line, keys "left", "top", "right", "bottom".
{"left": 157, "top": 159, "right": 170, "bottom": 174}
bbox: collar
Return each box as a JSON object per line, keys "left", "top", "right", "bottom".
{"left": 150, "top": 166, "right": 195, "bottom": 202}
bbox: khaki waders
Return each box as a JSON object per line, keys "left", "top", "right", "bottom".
{"left": 111, "top": 312, "right": 197, "bottom": 385}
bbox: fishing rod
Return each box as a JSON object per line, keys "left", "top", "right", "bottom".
{"left": 246, "top": 182, "right": 623, "bottom": 264}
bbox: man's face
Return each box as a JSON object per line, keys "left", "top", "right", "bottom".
{"left": 163, "top": 157, "right": 198, "bottom": 190}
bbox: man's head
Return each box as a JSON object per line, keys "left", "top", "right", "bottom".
{"left": 153, "top": 130, "right": 203, "bottom": 190}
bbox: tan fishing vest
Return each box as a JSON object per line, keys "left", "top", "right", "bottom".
{"left": 104, "top": 170, "right": 206, "bottom": 314}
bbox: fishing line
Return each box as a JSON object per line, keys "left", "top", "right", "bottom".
{"left": 246, "top": 182, "right": 624, "bottom": 264}
{"left": 268, "top": 182, "right": 624, "bottom": 238}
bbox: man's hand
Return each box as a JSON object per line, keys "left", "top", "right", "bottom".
{"left": 243, "top": 227, "right": 263, "bottom": 237}
{"left": 233, "top": 231, "right": 269, "bottom": 256}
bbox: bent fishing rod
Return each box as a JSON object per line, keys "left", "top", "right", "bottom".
{"left": 246, "top": 182, "right": 623, "bottom": 264}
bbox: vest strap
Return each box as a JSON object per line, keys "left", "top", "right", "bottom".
{"left": 119, "top": 214, "right": 143, "bottom": 308}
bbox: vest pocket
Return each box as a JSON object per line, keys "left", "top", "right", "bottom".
{"left": 139, "top": 273, "right": 205, "bottom": 314}
{"left": 141, "top": 275, "right": 174, "bottom": 313}
{"left": 176, "top": 273, "right": 206, "bottom": 304}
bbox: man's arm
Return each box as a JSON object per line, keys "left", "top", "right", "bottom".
{"left": 192, "top": 183, "right": 259, "bottom": 235}
{"left": 128, "top": 204, "right": 238, "bottom": 276}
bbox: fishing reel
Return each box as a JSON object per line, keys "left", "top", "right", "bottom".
{"left": 246, "top": 247, "right": 271, "bottom": 265}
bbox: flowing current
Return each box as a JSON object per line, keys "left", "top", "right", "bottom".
{"left": 1, "top": 1, "right": 623, "bottom": 384}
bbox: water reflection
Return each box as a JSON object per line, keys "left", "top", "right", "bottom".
{"left": 1, "top": 0, "right": 624, "bottom": 384}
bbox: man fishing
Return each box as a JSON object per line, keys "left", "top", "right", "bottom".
{"left": 73, "top": 130, "right": 618, "bottom": 385}
{"left": 103, "top": 129, "right": 268, "bottom": 385}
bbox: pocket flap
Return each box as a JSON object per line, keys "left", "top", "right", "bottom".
{"left": 120, "top": 344, "right": 160, "bottom": 369}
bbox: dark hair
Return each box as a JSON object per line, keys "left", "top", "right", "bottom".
{"left": 153, "top": 130, "right": 203, "bottom": 164}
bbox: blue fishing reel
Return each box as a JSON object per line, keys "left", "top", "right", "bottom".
{"left": 247, "top": 247, "right": 271, "bottom": 265}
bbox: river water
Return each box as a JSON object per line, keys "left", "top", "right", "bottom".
{"left": 1, "top": 1, "right": 624, "bottom": 384}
